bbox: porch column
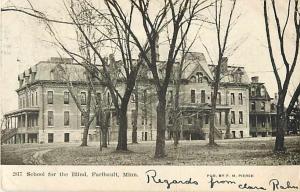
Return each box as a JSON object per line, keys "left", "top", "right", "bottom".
{"left": 25, "top": 133, "right": 28, "bottom": 143}
{"left": 255, "top": 115, "right": 258, "bottom": 134}
{"left": 225, "top": 110, "right": 231, "bottom": 139}
{"left": 25, "top": 113, "right": 28, "bottom": 129}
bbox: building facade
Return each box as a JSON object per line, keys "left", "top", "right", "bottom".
{"left": 249, "top": 76, "right": 277, "bottom": 137}
{"left": 2, "top": 53, "right": 254, "bottom": 144}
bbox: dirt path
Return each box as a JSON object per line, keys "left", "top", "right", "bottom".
{"left": 23, "top": 149, "right": 52, "bottom": 165}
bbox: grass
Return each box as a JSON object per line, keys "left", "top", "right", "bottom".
{"left": 1, "top": 136, "right": 300, "bottom": 165}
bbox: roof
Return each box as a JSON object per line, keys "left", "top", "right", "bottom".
{"left": 181, "top": 52, "right": 213, "bottom": 80}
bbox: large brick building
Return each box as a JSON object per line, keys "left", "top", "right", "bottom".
{"left": 2, "top": 53, "right": 254, "bottom": 144}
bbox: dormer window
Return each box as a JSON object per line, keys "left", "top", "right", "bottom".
{"left": 260, "top": 87, "right": 265, "bottom": 97}
{"left": 196, "top": 72, "right": 203, "bottom": 83}
{"left": 190, "top": 76, "right": 196, "bottom": 83}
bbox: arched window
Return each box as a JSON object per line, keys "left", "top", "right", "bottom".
{"left": 190, "top": 76, "right": 196, "bottom": 83}
{"left": 196, "top": 72, "right": 203, "bottom": 83}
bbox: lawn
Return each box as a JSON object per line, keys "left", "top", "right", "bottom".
{"left": 2, "top": 136, "right": 299, "bottom": 165}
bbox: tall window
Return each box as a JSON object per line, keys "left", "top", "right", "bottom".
{"left": 64, "top": 111, "right": 69, "bottom": 126}
{"left": 187, "top": 117, "right": 192, "bottom": 125}
{"left": 35, "top": 92, "right": 38, "bottom": 105}
{"left": 47, "top": 91, "right": 53, "bottom": 104}
{"left": 238, "top": 93, "right": 243, "bottom": 105}
{"left": 219, "top": 112, "right": 222, "bottom": 125}
{"left": 230, "top": 93, "right": 235, "bottom": 105}
{"left": 217, "top": 92, "right": 221, "bottom": 104}
{"left": 31, "top": 93, "right": 34, "bottom": 106}
{"left": 168, "top": 90, "right": 173, "bottom": 104}
{"left": 64, "top": 92, "right": 69, "bottom": 104}
{"left": 251, "top": 87, "right": 255, "bottom": 96}
{"left": 81, "top": 92, "right": 86, "bottom": 105}
{"left": 251, "top": 101, "right": 256, "bottom": 111}
{"left": 96, "top": 93, "right": 102, "bottom": 105}
{"left": 239, "top": 111, "right": 243, "bottom": 124}
{"left": 48, "top": 111, "right": 54, "bottom": 126}
{"left": 205, "top": 115, "right": 209, "bottom": 124}
{"left": 231, "top": 111, "right": 235, "bottom": 124}
{"left": 191, "top": 90, "right": 196, "bottom": 103}
{"left": 196, "top": 72, "right": 203, "bottom": 83}
{"left": 201, "top": 90, "right": 205, "bottom": 103}
{"left": 64, "top": 133, "right": 69, "bottom": 142}
{"left": 261, "top": 102, "right": 265, "bottom": 111}
{"left": 107, "top": 92, "right": 111, "bottom": 104}
{"left": 48, "top": 133, "right": 54, "bottom": 143}
{"left": 260, "top": 87, "right": 265, "bottom": 96}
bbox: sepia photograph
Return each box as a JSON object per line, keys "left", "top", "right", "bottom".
{"left": 1, "top": 0, "right": 300, "bottom": 191}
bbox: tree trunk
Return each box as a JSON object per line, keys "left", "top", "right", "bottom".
{"left": 132, "top": 90, "right": 138, "bottom": 143}
{"left": 274, "top": 101, "right": 286, "bottom": 152}
{"left": 81, "top": 123, "right": 89, "bottom": 146}
{"left": 101, "top": 128, "right": 108, "bottom": 148}
{"left": 116, "top": 107, "right": 128, "bottom": 151}
{"left": 209, "top": 98, "right": 217, "bottom": 145}
{"left": 155, "top": 98, "right": 166, "bottom": 158}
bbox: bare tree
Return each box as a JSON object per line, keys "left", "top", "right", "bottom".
{"left": 105, "top": 0, "right": 210, "bottom": 158}
{"left": 207, "top": 0, "right": 237, "bottom": 146}
{"left": 263, "top": 0, "right": 300, "bottom": 152}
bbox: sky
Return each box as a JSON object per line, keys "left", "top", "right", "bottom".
{"left": 1, "top": 0, "right": 300, "bottom": 116}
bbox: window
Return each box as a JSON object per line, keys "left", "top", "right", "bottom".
{"left": 48, "top": 133, "right": 54, "bottom": 143}
{"left": 219, "top": 112, "right": 222, "bottom": 125}
{"left": 201, "top": 90, "right": 205, "bottom": 103}
{"left": 230, "top": 93, "right": 235, "bottom": 105}
{"left": 238, "top": 93, "right": 243, "bottom": 105}
{"left": 205, "top": 115, "right": 209, "bottom": 124}
{"left": 168, "top": 90, "right": 173, "bottom": 104}
{"left": 240, "top": 131, "right": 243, "bottom": 138}
{"left": 260, "top": 87, "right": 265, "bottom": 96}
{"left": 231, "top": 111, "right": 235, "bottom": 124}
{"left": 35, "top": 92, "right": 38, "bottom": 105}
{"left": 168, "top": 115, "right": 173, "bottom": 125}
{"left": 251, "top": 101, "right": 256, "bottom": 111}
{"left": 64, "top": 92, "right": 69, "bottom": 104}
{"left": 64, "top": 111, "right": 69, "bottom": 126}
{"left": 47, "top": 91, "right": 53, "bottom": 104}
{"left": 31, "top": 93, "right": 34, "bottom": 106}
{"left": 239, "top": 111, "right": 243, "bottom": 124}
{"left": 217, "top": 92, "right": 221, "bottom": 104}
{"left": 19, "top": 98, "right": 22, "bottom": 108}
{"left": 107, "top": 92, "right": 110, "bottom": 104}
{"left": 64, "top": 133, "right": 70, "bottom": 142}
{"left": 271, "top": 103, "right": 275, "bottom": 111}
{"left": 187, "top": 117, "right": 192, "bottom": 125}
{"left": 232, "top": 131, "right": 236, "bottom": 139}
{"left": 96, "top": 93, "right": 102, "bottom": 105}
{"left": 191, "top": 90, "right": 196, "bottom": 103}
{"left": 251, "top": 87, "right": 255, "bottom": 96}
{"left": 190, "top": 76, "right": 196, "bottom": 83}
{"left": 48, "top": 111, "right": 54, "bottom": 126}
{"left": 261, "top": 102, "right": 265, "bottom": 111}
{"left": 196, "top": 72, "right": 203, "bottom": 83}
{"left": 81, "top": 92, "right": 86, "bottom": 105}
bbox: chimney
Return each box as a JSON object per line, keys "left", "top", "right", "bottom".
{"left": 251, "top": 76, "right": 259, "bottom": 83}
{"left": 221, "top": 57, "right": 228, "bottom": 72}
